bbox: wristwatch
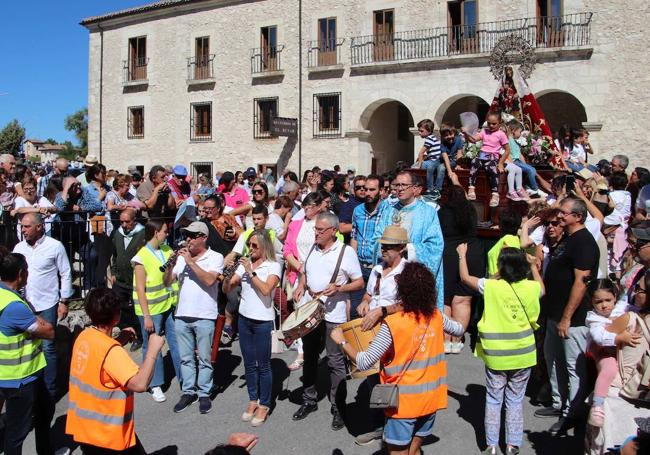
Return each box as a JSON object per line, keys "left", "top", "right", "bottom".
{"left": 381, "top": 306, "right": 388, "bottom": 318}
{"left": 251, "top": 271, "right": 257, "bottom": 278}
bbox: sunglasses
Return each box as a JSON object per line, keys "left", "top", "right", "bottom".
{"left": 354, "top": 185, "right": 366, "bottom": 191}
{"left": 380, "top": 244, "right": 403, "bottom": 251}
{"left": 545, "top": 220, "right": 561, "bottom": 227}
{"left": 248, "top": 242, "right": 260, "bottom": 249}
{"left": 252, "top": 189, "right": 265, "bottom": 195}
{"left": 184, "top": 232, "right": 205, "bottom": 239}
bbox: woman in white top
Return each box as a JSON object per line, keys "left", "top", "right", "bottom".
{"left": 224, "top": 229, "right": 281, "bottom": 427}
{"left": 11, "top": 176, "right": 57, "bottom": 236}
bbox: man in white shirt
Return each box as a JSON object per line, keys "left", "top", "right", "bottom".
{"left": 292, "top": 212, "right": 364, "bottom": 430}
{"left": 164, "top": 222, "right": 223, "bottom": 415}
{"left": 13, "top": 212, "right": 72, "bottom": 398}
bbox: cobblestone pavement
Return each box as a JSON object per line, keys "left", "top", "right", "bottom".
{"left": 27, "top": 337, "right": 583, "bottom": 454}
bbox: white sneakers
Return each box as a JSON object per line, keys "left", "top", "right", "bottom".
{"left": 150, "top": 386, "right": 166, "bottom": 402}
{"left": 444, "top": 341, "right": 464, "bottom": 354}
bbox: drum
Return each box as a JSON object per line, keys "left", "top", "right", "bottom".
{"left": 340, "top": 318, "right": 381, "bottom": 379}
{"left": 281, "top": 299, "right": 324, "bottom": 342}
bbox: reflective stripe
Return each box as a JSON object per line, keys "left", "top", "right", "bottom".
{"left": 69, "top": 376, "right": 133, "bottom": 401}
{"left": 145, "top": 283, "right": 166, "bottom": 293}
{"left": 479, "top": 328, "right": 534, "bottom": 340}
{"left": 482, "top": 343, "right": 536, "bottom": 357}
{"left": 0, "top": 346, "right": 43, "bottom": 366}
{"left": 133, "top": 293, "right": 169, "bottom": 306}
{"left": 0, "top": 338, "right": 34, "bottom": 350}
{"left": 399, "top": 376, "right": 447, "bottom": 395}
{"left": 69, "top": 401, "right": 133, "bottom": 426}
{"left": 383, "top": 353, "right": 446, "bottom": 376}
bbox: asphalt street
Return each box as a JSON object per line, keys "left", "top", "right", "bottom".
{"left": 26, "top": 336, "right": 584, "bottom": 454}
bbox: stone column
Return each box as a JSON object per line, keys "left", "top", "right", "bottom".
{"left": 345, "top": 129, "right": 372, "bottom": 175}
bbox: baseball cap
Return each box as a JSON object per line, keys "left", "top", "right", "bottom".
{"left": 245, "top": 167, "right": 256, "bottom": 178}
{"left": 181, "top": 222, "right": 209, "bottom": 237}
{"left": 172, "top": 165, "right": 188, "bottom": 176}
{"left": 127, "top": 165, "right": 138, "bottom": 174}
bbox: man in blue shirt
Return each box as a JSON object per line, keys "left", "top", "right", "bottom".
{"left": 0, "top": 250, "right": 56, "bottom": 454}
{"left": 351, "top": 174, "right": 386, "bottom": 283}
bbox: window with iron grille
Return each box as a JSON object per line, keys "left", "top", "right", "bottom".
{"left": 127, "top": 106, "right": 144, "bottom": 139}
{"left": 313, "top": 93, "right": 341, "bottom": 138}
{"left": 253, "top": 97, "right": 278, "bottom": 139}
{"left": 190, "top": 102, "right": 212, "bottom": 141}
{"left": 191, "top": 161, "right": 213, "bottom": 181}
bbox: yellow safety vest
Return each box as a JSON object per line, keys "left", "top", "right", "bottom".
{"left": 240, "top": 228, "right": 277, "bottom": 256}
{"left": 475, "top": 279, "right": 540, "bottom": 371}
{"left": 132, "top": 245, "right": 178, "bottom": 316}
{"left": 0, "top": 288, "right": 47, "bottom": 380}
{"left": 487, "top": 234, "right": 521, "bottom": 277}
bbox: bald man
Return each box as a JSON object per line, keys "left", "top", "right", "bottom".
{"left": 37, "top": 158, "right": 69, "bottom": 198}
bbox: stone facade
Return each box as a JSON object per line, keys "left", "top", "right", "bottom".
{"left": 83, "top": 0, "right": 650, "bottom": 177}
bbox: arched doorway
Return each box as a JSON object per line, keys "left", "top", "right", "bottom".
{"left": 435, "top": 94, "right": 490, "bottom": 129}
{"left": 360, "top": 99, "right": 414, "bottom": 174}
{"left": 536, "top": 90, "right": 587, "bottom": 133}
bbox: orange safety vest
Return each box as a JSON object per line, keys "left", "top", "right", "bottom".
{"left": 66, "top": 328, "right": 136, "bottom": 451}
{"left": 380, "top": 311, "right": 447, "bottom": 419}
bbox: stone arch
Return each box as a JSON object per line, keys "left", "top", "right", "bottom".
{"left": 535, "top": 89, "right": 587, "bottom": 133}
{"left": 434, "top": 94, "right": 490, "bottom": 129}
{"left": 358, "top": 99, "right": 415, "bottom": 174}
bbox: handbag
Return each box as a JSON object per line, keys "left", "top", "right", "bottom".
{"left": 369, "top": 320, "right": 431, "bottom": 409}
{"left": 507, "top": 282, "right": 540, "bottom": 331}
{"left": 618, "top": 313, "right": 650, "bottom": 402}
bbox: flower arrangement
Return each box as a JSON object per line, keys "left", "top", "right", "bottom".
{"left": 461, "top": 141, "right": 482, "bottom": 160}
{"left": 517, "top": 131, "right": 554, "bottom": 166}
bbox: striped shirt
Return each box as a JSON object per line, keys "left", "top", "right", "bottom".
{"left": 356, "top": 314, "right": 464, "bottom": 370}
{"left": 352, "top": 200, "right": 387, "bottom": 265}
{"left": 423, "top": 135, "right": 442, "bottom": 161}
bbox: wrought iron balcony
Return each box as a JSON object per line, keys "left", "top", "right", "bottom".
{"left": 307, "top": 38, "right": 345, "bottom": 68}
{"left": 350, "top": 13, "right": 592, "bottom": 65}
{"left": 187, "top": 54, "right": 215, "bottom": 81}
{"left": 122, "top": 57, "right": 148, "bottom": 84}
{"left": 251, "top": 45, "right": 285, "bottom": 74}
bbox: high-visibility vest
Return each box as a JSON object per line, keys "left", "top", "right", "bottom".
{"left": 475, "top": 279, "right": 541, "bottom": 371}
{"left": 0, "top": 288, "right": 46, "bottom": 380}
{"left": 132, "top": 245, "right": 178, "bottom": 316}
{"left": 66, "top": 328, "right": 136, "bottom": 451}
{"left": 487, "top": 234, "right": 521, "bottom": 277}
{"left": 240, "top": 228, "right": 277, "bottom": 256}
{"left": 380, "top": 311, "right": 447, "bottom": 419}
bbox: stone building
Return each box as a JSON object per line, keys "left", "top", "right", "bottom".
{"left": 81, "top": 0, "right": 650, "bottom": 177}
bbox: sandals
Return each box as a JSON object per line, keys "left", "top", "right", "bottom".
{"left": 242, "top": 401, "right": 258, "bottom": 422}
{"left": 288, "top": 357, "right": 304, "bottom": 371}
{"left": 251, "top": 405, "right": 270, "bottom": 427}
{"left": 489, "top": 192, "right": 500, "bottom": 207}
{"left": 467, "top": 186, "right": 477, "bottom": 200}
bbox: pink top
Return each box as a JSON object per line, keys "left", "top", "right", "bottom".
{"left": 223, "top": 187, "right": 249, "bottom": 210}
{"left": 283, "top": 219, "right": 304, "bottom": 285}
{"left": 479, "top": 129, "right": 508, "bottom": 158}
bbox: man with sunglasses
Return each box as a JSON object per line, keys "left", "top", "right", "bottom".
{"left": 338, "top": 175, "right": 366, "bottom": 244}
{"left": 542, "top": 197, "right": 599, "bottom": 435}
{"left": 164, "top": 222, "right": 224, "bottom": 415}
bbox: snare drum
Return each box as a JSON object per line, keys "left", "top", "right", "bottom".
{"left": 281, "top": 299, "right": 325, "bottom": 342}
{"left": 340, "top": 318, "right": 381, "bottom": 378}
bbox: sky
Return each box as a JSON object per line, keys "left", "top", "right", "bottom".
{"left": 0, "top": 1, "right": 150, "bottom": 145}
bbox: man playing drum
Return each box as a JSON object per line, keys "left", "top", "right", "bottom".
{"left": 292, "top": 212, "right": 364, "bottom": 430}
{"left": 354, "top": 225, "right": 408, "bottom": 445}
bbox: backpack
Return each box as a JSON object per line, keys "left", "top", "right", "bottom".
{"left": 618, "top": 312, "right": 650, "bottom": 402}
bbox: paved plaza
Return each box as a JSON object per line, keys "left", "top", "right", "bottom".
{"left": 28, "top": 337, "right": 582, "bottom": 454}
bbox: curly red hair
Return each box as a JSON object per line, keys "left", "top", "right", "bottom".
{"left": 396, "top": 262, "right": 437, "bottom": 320}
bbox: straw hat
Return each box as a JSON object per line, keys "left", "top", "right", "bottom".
{"left": 379, "top": 226, "right": 408, "bottom": 245}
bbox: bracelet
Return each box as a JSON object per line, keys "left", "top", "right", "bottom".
{"left": 458, "top": 255, "right": 465, "bottom": 261}
{"left": 381, "top": 306, "right": 388, "bottom": 318}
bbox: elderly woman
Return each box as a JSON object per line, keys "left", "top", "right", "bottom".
{"left": 224, "top": 229, "right": 281, "bottom": 427}
{"left": 11, "top": 176, "right": 57, "bottom": 237}
{"left": 331, "top": 262, "right": 464, "bottom": 454}
{"left": 66, "top": 288, "right": 165, "bottom": 454}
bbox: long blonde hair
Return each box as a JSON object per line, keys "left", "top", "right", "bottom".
{"left": 248, "top": 229, "right": 276, "bottom": 262}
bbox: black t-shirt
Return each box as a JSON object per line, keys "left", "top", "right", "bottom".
{"left": 543, "top": 227, "right": 599, "bottom": 326}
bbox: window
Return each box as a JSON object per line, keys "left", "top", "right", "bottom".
{"left": 537, "top": 0, "right": 563, "bottom": 46}
{"left": 191, "top": 102, "right": 212, "bottom": 141}
{"left": 254, "top": 97, "right": 278, "bottom": 139}
{"left": 448, "top": 1, "right": 478, "bottom": 53}
{"left": 313, "top": 93, "right": 341, "bottom": 138}
{"left": 318, "top": 18, "right": 337, "bottom": 66}
{"left": 194, "top": 36, "right": 211, "bottom": 79}
{"left": 128, "top": 36, "right": 147, "bottom": 81}
{"left": 127, "top": 106, "right": 144, "bottom": 139}
{"left": 260, "top": 26, "right": 278, "bottom": 71}
{"left": 373, "top": 9, "right": 394, "bottom": 61}
{"left": 191, "top": 162, "right": 213, "bottom": 181}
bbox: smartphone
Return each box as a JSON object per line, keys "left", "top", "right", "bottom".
{"left": 566, "top": 175, "right": 575, "bottom": 193}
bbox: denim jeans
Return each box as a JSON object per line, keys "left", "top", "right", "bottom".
{"left": 0, "top": 375, "right": 54, "bottom": 455}
{"left": 513, "top": 159, "right": 539, "bottom": 191}
{"left": 138, "top": 309, "right": 181, "bottom": 388}
{"left": 544, "top": 319, "right": 568, "bottom": 412}
{"left": 484, "top": 367, "right": 531, "bottom": 448}
{"left": 562, "top": 325, "right": 589, "bottom": 418}
{"left": 422, "top": 159, "right": 445, "bottom": 192}
{"left": 238, "top": 315, "right": 273, "bottom": 407}
{"left": 175, "top": 318, "right": 215, "bottom": 398}
{"left": 36, "top": 304, "right": 58, "bottom": 398}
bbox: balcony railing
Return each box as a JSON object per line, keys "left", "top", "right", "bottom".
{"left": 251, "top": 45, "right": 285, "bottom": 74}
{"left": 307, "top": 38, "right": 345, "bottom": 67}
{"left": 123, "top": 57, "right": 149, "bottom": 83}
{"left": 350, "top": 13, "right": 592, "bottom": 65}
{"left": 187, "top": 54, "right": 215, "bottom": 81}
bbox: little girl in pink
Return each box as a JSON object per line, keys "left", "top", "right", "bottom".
{"left": 585, "top": 279, "right": 639, "bottom": 427}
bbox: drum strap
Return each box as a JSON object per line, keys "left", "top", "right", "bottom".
{"left": 304, "top": 243, "right": 347, "bottom": 298}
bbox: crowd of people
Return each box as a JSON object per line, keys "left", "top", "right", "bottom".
{"left": 0, "top": 113, "right": 650, "bottom": 455}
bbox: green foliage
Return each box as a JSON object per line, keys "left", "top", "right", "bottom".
{"left": 0, "top": 119, "right": 26, "bottom": 155}
{"left": 45, "top": 138, "right": 58, "bottom": 145}
{"left": 64, "top": 108, "right": 88, "bottom": 155}
{"left": 59, "top": 141, "right": 80, "bottom": 161}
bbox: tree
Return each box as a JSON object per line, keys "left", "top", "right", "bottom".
{"left": 59, "top": 141, "right": 79, "bottom": 161}
{"left": 64, "top": 108, "right": 88, "bottom": 155}
{"left": 45, "top": 138, "right": 58, "bottom": 145}
{"left": 0, "top": 119, "right": 26, "bottom": 155}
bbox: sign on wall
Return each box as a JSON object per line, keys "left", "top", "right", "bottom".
{"left": 271, "top": 117, "right": 298, "bottom": 137}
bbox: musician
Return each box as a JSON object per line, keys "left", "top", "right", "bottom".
{"left": 131, "top": 220, "right": 181, "bottom": 403}
{"left": 354, "top": 225, "right": 408, "bottom": 445}
{"left": 163, "top": 222, "right": 223, "bottom": 415}
{"left": 292, "top": 212, "right": 364, "bottom": 430}
{"left": 223, "top": 229, "right": 281, "bottom": 427}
